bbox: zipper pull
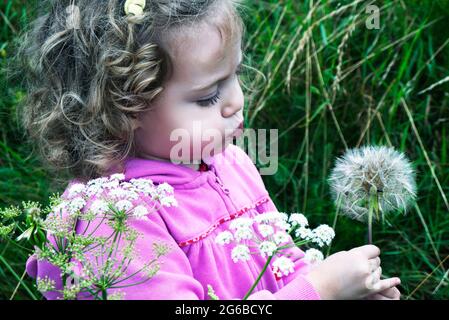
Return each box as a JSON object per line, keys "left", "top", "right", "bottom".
{"left": 210, "top": 166, "right": 230, "bottom": 195}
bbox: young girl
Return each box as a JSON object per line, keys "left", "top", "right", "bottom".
{"left": 20, "top": 0, "right": 401, "bottom": 300}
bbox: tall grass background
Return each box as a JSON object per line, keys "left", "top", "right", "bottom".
{"left": 0, "top": 0, "right": 448, "bottom": 299}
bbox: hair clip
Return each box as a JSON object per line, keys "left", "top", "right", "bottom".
{"left": 124, "top": 0, "right": 146, "bottom": 16}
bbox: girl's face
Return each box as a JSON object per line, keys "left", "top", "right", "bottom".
{"left": 133, "top": 23, "right": 244, "bottom": 169}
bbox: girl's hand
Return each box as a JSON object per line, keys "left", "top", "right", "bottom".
{"left": 304, "top": 244, "right": 401, "bottom": 300}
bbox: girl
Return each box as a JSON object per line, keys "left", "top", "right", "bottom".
{"left": 19, "top": 0, "right": 401, "bottom": 300}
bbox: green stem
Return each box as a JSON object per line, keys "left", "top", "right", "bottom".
{"left": 243, "top": 253, "right": 275, "bottom": 300}
{"left": 0, "top": 255, "right": 38, "bottom": 300}
{"left": 102, "top": 288, "right": 108, "bottom": 300}
{"left": 326, "top": 193, "right": 343, "bottom": 257}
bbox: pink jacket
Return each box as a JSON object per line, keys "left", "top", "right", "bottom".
{"left": 26, "top": 144, "right": 321, "bottom": 300}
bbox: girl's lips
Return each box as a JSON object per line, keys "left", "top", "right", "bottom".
{"left": 227, "top": 121, "right": 244, "bottom": 138}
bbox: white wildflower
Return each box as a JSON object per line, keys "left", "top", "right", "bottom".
{"left": 215, "top": 231, "right": 234, "bottom": 245}
{"left": 115, "top": 200, "right": 133, "bottom": 212}
{"left": 234, "top": 227, "right": 254, "bottom": 242}
{"left": 229, "top": 217, "right": 254, "bottom": 231}
{"left": 254, "top": 211, "right": 282, "bottom": 224}
{"left": 273, "top": 231, "right": 290, "bottom": 245}
{"left": 85, "top": 177, "right": 108, "bottom": 196}
{"left": 329, "top": 145, "right": 417, "bottom": 222}
{"left": 90, "top": 199, "right": 109, "bottom": 215}
{"left": 259, "top": 241, "right": 277, "bottom": 257}
{"left": 132, "top": 205, "right": 148, "bottom": 219}
{"left": 304, "top": 248, "right": 324, "bottom": 264}
{"left": 157, "top": 182, "right": 174, "bottom": 194}
{"left": 288, "top": 213, "right": 308, "bottom": 228}
{"left": 274, "top": 219, "right": 292, "bottom": 231}
{"left": 66, "top": 197, "right": 86, "bottom": 215}
{"left": 295, "top": 226, "right": 314, "bottom": 240}
{"left": 272, "top": 256, "right": 295, "bottom": 277}
{"left": 257, "top": 224, "right": 274, "bottom": 238}
{"left": 130, "top": 178, "right": 155, "bottom": 195}
{"left": 109, "top": 173, "right": 125, "bottom": 181}
{"left": 231, "top": 244, "right": 251, "bottom": 263}
{"left": 36, "top": 276, "right": 56, "bottom": 292}
{"left": 102, "top": 179, "right": 120, "bottom": 190}
{"left": 160, "top": 195, "right": 178, "bottom": 207}
{"left": 108, "top": 188, "right": 139, "bottom": 201}
{"left": 310, "top": 225, "right": 335, "bottom": 247}
{"left": 67, "top": 183, "right": 86, "bottom": 198}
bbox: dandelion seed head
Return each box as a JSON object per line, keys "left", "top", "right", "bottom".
{"left": 329, "top": 146, "right": 417, "bottom": 222}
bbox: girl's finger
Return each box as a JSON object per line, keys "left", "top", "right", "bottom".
{"left": 368, "top": 257, "right": 381, "bottom": 272}
{"left": 357, "top": 244, "right": 381, "bottom": 259}
{"left": 377, "top": 286, "right": 401, "bottom": 299}
{"left": 366, "top": 266, "right": 382, "bottom": 289}
{"left": 371, "top": 277, "right": 401, "bottom": 293}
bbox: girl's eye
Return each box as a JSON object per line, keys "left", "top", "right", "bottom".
{"left": 196, "top": 90, "right": 221, "bottom": 107}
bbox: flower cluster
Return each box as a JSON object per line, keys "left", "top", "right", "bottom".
{"left": 1, "top": 173, "right": 176, "bottom": 300}
{"left": 215, "top": 211, "right": 334, "bottom": 282}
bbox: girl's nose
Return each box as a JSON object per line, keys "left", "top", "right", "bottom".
{"left": 221, "top": 81, "right": 244, "bottom": 118}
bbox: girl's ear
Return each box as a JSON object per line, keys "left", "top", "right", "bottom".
{"left": 130, "top": 115, "right": 142, "bottom": 130}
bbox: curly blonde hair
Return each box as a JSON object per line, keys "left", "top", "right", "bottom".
{"left": 14, "top": 0, "right": 245, "bottom": 183}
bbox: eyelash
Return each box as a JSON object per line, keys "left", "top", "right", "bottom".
{"left": 196, "top": 65, "right": 243, "bottom": 107}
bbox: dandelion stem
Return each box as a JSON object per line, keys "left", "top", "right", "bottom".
{"left": 367, "top": 189, "right": 377, "bottom": 245}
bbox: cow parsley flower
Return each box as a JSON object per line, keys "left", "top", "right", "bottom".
{"left": 258, "top": 224, "right": 274, "bottom": 238}
{"left": 115, "top": 200, "right": 133, "bottom": 212}
{"left": 273, "top": 231, "right": 290, "bottom": 245}
{"left": 109, "top": 173, "right": 125, "bottom": 181}
{"left": 304, "top": 248, "right": 324, "bottom": 264}
{"left": 259, "top": 241, "right": 277, "bottom": 257}
{"left": 90, "top": 199, "right": 109, "bottom": 215}
{"left": 229, "top": 217, "right": 254, "bottom": 230}
{"left": 234, "top": 227, "right": 254, "bottom": 242}
{"left": 215, "top": 231, "right": 234, "bottom": 245}
{"left": 67, "top": 197, "right": 86, "bottom": 215}
{"left": 310, "top": 225, "right": 335, "bottom": 247}
{"left": 295, "top": 226, "right": 313, "bottom": 240}
{"left": 132, "top": 205, "right": 148, "bottom": 219}
{"left": 67, "top": 183, "right": 86, "bottom": 198}
{"left": 231, "top": 244, "right": 251, "bottom": 263}
{"left": 159, "top": 195, "right": 178, "bottom": 207}
{"left": 272, "top": 256, "right": 295, "bottom": 277}
{"left": 288, "top": 213, "right": 308, "bottom": 228}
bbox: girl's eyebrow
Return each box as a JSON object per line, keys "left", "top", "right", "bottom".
{"left": 191, "top": 59, "right": 243, "bottom": 93}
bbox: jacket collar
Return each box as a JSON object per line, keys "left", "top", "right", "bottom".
{"left": 121, "top": 153, "right": 222, "bottom": 188}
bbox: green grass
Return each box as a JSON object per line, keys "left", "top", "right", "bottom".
{"left": 1, "top": 0, "right": 448, "bottom": 299}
